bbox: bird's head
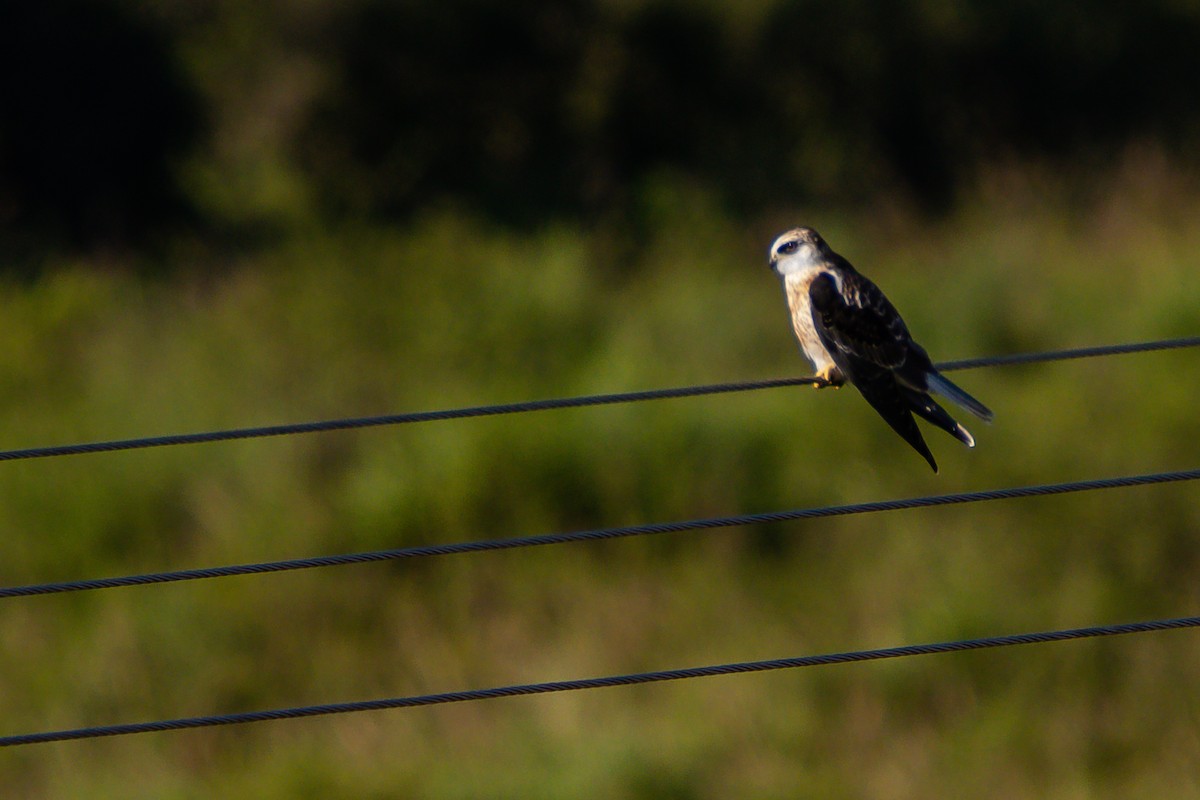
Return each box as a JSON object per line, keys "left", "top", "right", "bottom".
{"left": 768, "top": 227, "right": 828, "bottom": 277}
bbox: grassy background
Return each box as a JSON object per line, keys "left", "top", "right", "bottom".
{"left": 1, "top": 165, "right": 1199, "bottom": 797}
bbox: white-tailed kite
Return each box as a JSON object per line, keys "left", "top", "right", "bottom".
{"left": 768, "top": 226, "right": 993, "bottom": 472}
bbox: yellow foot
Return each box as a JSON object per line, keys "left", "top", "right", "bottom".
{"left": 813, "top": 366, "right": 843, "bottom": 389}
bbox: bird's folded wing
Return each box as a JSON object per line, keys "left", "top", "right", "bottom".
{"left": 808, "top": 270, "right": 910, "bottom": 369}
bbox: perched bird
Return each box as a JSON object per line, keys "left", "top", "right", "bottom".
{"left": 768, "top": 226, "right": 993, "bottom": 472}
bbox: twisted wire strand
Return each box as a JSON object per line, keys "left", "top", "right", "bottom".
{"left": 0, "top": 336, "right": 1195, "bottom": 463}
{"left": 3, "top": 466, "right": 1197, "bottom": 599}
{"left": 3, "top": 615, "right": 1196, "bottom": 747}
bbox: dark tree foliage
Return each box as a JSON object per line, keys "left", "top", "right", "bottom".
{"left": 301, "top": 0, "right": 600, "bottom": 225}
{"left": 0, "top": 1, "right": 202, "bottom": 257}
{"left": 5, "top": 0, "right": 1200, "bottom": 252}
{"left": 301, "top": 0, "right": 1200, "bottom": 223}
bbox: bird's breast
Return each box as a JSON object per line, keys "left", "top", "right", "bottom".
{"left": 781, "top": 269, "right": 836, "bottom": 370}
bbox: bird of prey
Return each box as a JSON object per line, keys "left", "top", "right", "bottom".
{"left": 768, "top": 226, "right": 993, "bottom": 472}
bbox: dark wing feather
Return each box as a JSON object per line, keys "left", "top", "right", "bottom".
{"left": 808, "top": 266, "right": 911, "bottom": 369}
{"left": 851, "top": 364, "right": 939, "bottom": 472}
{"left": 810, "top": 270, "right": 940, "bottom": 471}
{"left": 901, "top": 388, "right": 974, "bottom": 447}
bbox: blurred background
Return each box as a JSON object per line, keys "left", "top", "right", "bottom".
{"left": 2, "top": 0, "right": 1199, "bottom": 796}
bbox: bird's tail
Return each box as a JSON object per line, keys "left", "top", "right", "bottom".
{"left": 904, "top": 389, "right": 976, "bottom": 448}
{"left": 925, "top": 372, "right": 994, "bottom": 422}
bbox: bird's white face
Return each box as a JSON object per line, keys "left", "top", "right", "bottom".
{"left": 768, "top": 227, "right": 825, "bottom": 278}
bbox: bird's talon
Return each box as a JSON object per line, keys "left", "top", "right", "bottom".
{"left": 813, "top": 367, "right": 842, "bottom": 389}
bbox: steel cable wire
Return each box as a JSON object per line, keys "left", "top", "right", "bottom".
{"left": 2, "top": 615, "right": 1196, "bottom": 747}
{"left": 0, "top": 336, "right": 1195, "bottom": 463}
{"left": 2, "top": 466, "right": 1197, "bottom": 599}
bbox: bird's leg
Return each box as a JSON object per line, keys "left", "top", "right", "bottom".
{"left": 813, "top": 365, "right": 844, "bottom": 389}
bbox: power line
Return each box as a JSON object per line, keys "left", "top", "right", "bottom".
{"left": 3, "top": 614, "right": 1196, "bottom": 747}
{"left": 934, "top": 335, "right": 1200, "bottom": 371}
{"left": 0, "top": 336, "right": 1196, "bottom": 464}
{"left": 3, "top": 466, "right": 1197, "bottom": 600}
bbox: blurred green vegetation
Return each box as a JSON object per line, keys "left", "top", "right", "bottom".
{"left": 1, "top": 173, "right": 1199, "bottom": 797}
{"left": 1, "top": 1, "right": 1200, "bottom": 797}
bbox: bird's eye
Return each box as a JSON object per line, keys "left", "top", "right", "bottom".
{"left": 777, "top": 241, "right": 799, "bottom": 255}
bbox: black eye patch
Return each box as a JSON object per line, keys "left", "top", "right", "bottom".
{"left": 777, "top": 241, "right": 799, "bottom": 255}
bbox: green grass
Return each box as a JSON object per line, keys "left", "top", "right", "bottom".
{"left": 2, "top": 172, "right": 1200, "bottom": 798}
